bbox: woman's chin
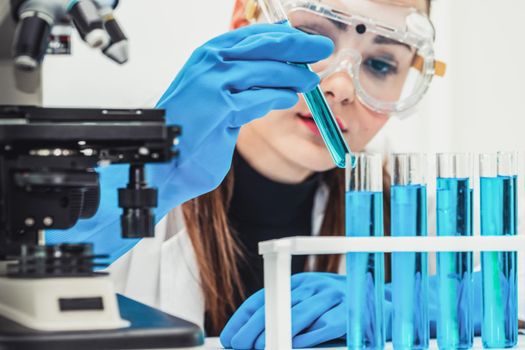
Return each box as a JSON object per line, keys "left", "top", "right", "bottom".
{"left": 286, "top": 141, "right": 339, "bottom": 172}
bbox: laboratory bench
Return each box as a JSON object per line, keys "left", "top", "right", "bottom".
{"left": 204, "top": 335, "right": 525, "bottom": 349}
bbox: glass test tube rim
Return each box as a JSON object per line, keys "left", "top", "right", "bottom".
{"left": 391, "top": 152, "right": 427, "bottom": 186}
{"left": 436, "top": 152, "right": 474, "bottom": 179}
{"left": 346, "top": 152, "right": 382, "bottom": 192}
{"left": 479, "top": 151, "right": 519, "bottom": 177}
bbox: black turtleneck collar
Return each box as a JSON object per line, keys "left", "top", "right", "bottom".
{"left": 228, "top": 150, "right": 322, "bottom": 231}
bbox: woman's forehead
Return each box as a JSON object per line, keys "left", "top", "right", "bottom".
{"left": 322, "top": 0, "right": 428, "bottom": 13}
{"left": 313, "top": 0, "right": 427, "bottom": 27}
{"left": 368, "top": 0, "right": 428, "bottom": 13}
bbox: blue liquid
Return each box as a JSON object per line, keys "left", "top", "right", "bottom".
{"left": 436, "top": 178, "right": 473, "bottom": 350}
{"left": 480, "top": 176, "right": 518, "bottom": 348}
{"left": 391, "top": 184, "right": 429, "bottom": 350}
{"left": 346, "top": 191, "right": 384, "bottom": 350}
{"left": 280, "top": 20, "right": 351, "bottom": 168}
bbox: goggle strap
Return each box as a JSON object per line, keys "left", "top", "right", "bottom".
{"left": 412, "top": 55, "right": 447, "bottom": 77}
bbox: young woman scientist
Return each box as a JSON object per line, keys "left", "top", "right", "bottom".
{"left": 47, "top": 0, "right": 494, "bottom": 348}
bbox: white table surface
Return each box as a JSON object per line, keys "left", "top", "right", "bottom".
{"left": 205, "top": 335, "right": 525, "bottom": 349}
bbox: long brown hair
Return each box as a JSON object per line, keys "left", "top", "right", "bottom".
{"left": 182, "top": 166, "right": 345, "bottom": 334}
{"left": 182, "top": 0, "right": 430, "bottom": 335}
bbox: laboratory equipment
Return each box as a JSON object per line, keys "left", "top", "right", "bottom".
{"left": 479, "top": 152, "right": 518, "bottom": 348}
{"left": 436, "top": 153, "right": 474, "bottom": 349}
{"left": 0, "top": 107, "right": 204, "bottom": 349}
{"left": 247, "top": 0, "right": 446, "bottom": 116}
{"left": 10, "top": 0, "right": 128, "bottom": 71}
{"left": 259, "top": 235, "right": 524, "bottom": 350}
{"left": 297, "top": 61, "right": 350, "bottom": 168}
{"left": 391, "top": 153, "right": 429, "bottom": 350}
{"left": 255, "top": 0, "right": 351, "bottom": 168}
{"left": 345, "top": 153, "right": 384, "bottom": 349}
{"left": 0, "top": 4, "right": 203, "bottom": 349}
{"left": 220, "top": 272, "right": 347, "bottom": 349}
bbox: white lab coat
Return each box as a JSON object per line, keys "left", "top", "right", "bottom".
{"left": 107, "top": 183, "right": 331, "bottom": 329}
{"left": 107, "top": 180, "right": 525, "bottom": 330}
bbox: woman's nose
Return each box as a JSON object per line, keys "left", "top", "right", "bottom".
{"left": 320, "top": 71, "right": 356, "bottom": 106}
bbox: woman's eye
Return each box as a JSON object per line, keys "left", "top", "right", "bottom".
{"left": 364, "top": 58, "right": 398, "bottom": 78}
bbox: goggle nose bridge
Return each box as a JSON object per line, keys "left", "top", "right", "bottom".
{"left": 318, "top": 48, "right": 362, "bottom": 80}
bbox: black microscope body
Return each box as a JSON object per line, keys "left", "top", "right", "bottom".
{"left": 0, "top": 106, "right": 204, "bottom": 349}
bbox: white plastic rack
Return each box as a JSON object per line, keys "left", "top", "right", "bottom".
{"left": 259, "top": 235, "right": 525, "bottom": 350}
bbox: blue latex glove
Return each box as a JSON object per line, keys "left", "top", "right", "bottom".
{"left": 46, "top": 24, "right": 334, "bottom": 263}
{"left": 220, "top": 272, "right": 346, "bottom": 349}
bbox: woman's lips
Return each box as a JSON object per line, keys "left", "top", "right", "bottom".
{"left": 298, "top": 115, "right": 321, "bottom": 136}
{"left": 297, "top": 113, "right": 348, "bottom": 136}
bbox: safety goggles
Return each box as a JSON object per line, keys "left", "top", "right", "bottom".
{"left": 246, "top": 0, "right": 446, "bottom": 116}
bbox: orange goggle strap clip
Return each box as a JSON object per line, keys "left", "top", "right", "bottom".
{"left": 412, "top": 55, "right": 447, "bottom": 77}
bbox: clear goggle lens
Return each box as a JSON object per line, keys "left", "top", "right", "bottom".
{"left": 285, "top": 5, "right": 438, "bottom": 114}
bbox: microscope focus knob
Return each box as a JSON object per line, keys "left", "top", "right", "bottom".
{"left": 118, "top": 187, "right": 157, "bottom": 238}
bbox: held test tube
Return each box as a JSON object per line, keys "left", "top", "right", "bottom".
{"left": 479, "top": 152, "right": 518, "bottom": 348}
{"left": 257, "top": 0, "right": 351, "bottom": 168}
{"left": 436, "top": 154, "right": 474, "bottom": 350}
{"left": 345, "top": 153, "right": 384, "bottom": 350}
{"left": 391, "top": 153, "right": 429, "bottom": 350}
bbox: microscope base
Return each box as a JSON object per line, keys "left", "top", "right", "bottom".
{"left": 0, "top": 275, "right": 129, "bottom": 332}
{"left": 0, "top": 294, "right": 205, "bottom": 350}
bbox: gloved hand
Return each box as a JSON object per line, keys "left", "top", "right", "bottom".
{"left": 46, "top": 24, "right": 334, "bottom": 263}
{"left": 152, "top": 23, "right": 333, "bottom": 210}
{"left": 220, "top": 272, "right": 346, "bottom": 349}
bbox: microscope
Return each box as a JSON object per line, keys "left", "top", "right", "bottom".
{"left": 0, "top": 1, "right": 204, "bottom": 349}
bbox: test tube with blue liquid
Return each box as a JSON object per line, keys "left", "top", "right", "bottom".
{"left": 256, "top": 0, "right": 351, "bottom": 168}
{"left": 436, "top": 153, "right": 474, "bottom": 350}
{"left": 479, "top": 152, "right": 518, "bottom": 348}
{"left": 390, "top": 153, "right": 429, "bottom": 350}
{"left": 346, "top": 153, "right": 384, "bottom": 350}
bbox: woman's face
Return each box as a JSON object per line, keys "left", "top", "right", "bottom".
{"left": 240, "top": 0, "right": 428, "bottom": 173}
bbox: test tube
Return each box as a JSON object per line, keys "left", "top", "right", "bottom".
{"left": 390, "top": 153, "right": 429, "bottom": 350}
{"left": 436, "top": 153, "right": 474, "bottom": 350}
{"left": 256, "top": 0, "right": 351, "bottom": 168}
{"left": 345, "top": 153, "right": 384, "bottom": 350}
{"left": 479, "top": 152, "right": 518, "bottom": 348}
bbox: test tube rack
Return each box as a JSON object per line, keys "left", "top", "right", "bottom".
{"left": 259, "top": 235, "right": 525, "bottom": 350}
